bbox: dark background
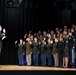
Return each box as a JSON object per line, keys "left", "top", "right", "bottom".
{"left": 0, "top": 0, "right": 76, "bottom": 65}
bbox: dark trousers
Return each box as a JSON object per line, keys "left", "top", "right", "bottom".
{"left": 18, "top": 54, "right": 23, "bottom": 65}
{"left": 33, "top": 53, "right": 38, "bottom": 66}
{"left": 41, "top": 54, "right": 46, "bottom": 66}
{"left": 46, "top": 54, "right": 52, "bottom": 66}
{"left": 69, "top": 48, "right": 72, "bottom": 63}
{"left": 59, "top": 53, "right": 63, "bottom": 67}
{"left": 69, "top": 48, "right": 75, "bottom": 63}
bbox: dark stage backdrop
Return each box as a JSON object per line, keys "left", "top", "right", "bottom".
{"left": 0, "top": 0, "right": 76, "bottom": 65}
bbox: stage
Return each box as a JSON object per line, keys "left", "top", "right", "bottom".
{"left": 0, "top": 65, "right": 76, "bottom": 71}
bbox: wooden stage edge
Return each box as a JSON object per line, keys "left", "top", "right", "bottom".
{"left": 0, "top": 65, "right": 76, "bottom": 71}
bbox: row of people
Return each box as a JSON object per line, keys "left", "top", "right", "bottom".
{"left": 15, "top": 25, "right": 76, "bottom": 68}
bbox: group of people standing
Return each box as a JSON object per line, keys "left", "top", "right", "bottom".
{"left": 15, "top": 24, "right": 76, "bottom": 68}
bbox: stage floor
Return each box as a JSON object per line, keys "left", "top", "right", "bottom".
{"left": 0, "top": 65, "right": 76, "bottom": 71}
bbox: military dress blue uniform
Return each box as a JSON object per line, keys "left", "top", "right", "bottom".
{"left": 15, "top": 43, "right": 25, "bottom": 66}
{"left": 68, "top": 35, "right": 75, "bottom": 63}
{"left": 32, "top": 42, "right": 39, "bottom": 66}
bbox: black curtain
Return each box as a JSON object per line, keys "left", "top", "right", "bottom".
{"left": 0, "top": 0, "right": 75, "bottom": 65}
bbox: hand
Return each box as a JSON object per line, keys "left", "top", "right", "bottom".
{"left": 51, "top": 41, "right": 53, "bottom": 44}
{"left": 3, "top": 28, "right": 6, "bottom": 33}
{"left": 15, "top": 40, "right": 17, "bottom": 44}
{"left": 23, "top": 41, "right": 25, "bottom": 45}
{"left": 44, "top": 42, "right": 46, "bottom": 45}
{"left": 2, "top": 36, "right": 6, "bottom": 40}
{"left": 30, "top": 41, "right": 32, "bottom": 44}
{"left": 39, "top": 42, "right": 41, "bottom": 44}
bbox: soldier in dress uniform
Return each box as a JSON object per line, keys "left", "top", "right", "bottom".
{"left": 68, "top": 32, "right": 75, "bottom": 63}
{"left": 15, "top": 39, "right": 25, "bottom": 66}
{"left": 32, "top": 37, "right": 39, "bottom": 66}
{"left": 46, "top": 39, "right": 53, "bottom": 66}
{"left": 40, "top": 39, "right": 47, "bottom": 66}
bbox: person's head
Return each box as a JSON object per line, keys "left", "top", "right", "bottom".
{"left": 59, "top": 38, "right": 63, "bottom": 42}
{"left": 64, "top": 29, "right": 67, "bottom": 32}
{"left": 34, "top": 37, "right": 37, "bottom": 42}
{"left": 30, "top": 35, "right": 33, "bottom": 39}
{"left": 29, "top": 31, "right": 32, "bottom": 34}
{"left": 64, "top": 25, "right": 67, "bottom": 29}
{"left": 72, "top": 24, "right": 75, "bottom": 29}
{"left": 55, "top": 27, "right": 59, "bottom": 31}
{"left": 20, "top": 39, "right": 23, "bottom": 44}
{"left": 71, "top": 28, "right": 74, "bottom": 33}
{"left": 51, "top": 31, "right": 54, "bottom": 35}
{"left": 34, "top": 33, "right": 37, "bottom": 37}
{"left": 63, "top": 31, "right": 67, "bottom": 35}
{"left": 47, "top": 34, "right": 51, "bottom": 38}
{"left": 0, "top": 25, "right": 2, "bottom": 32}
{"left": 63, "top": 35, "right": 67, "bottom": 39}
{"left": 38, "top": 31, "right": 41, "bottom": 35}
{"left": 40, "top": 35, "right": 42, "bottom": 38}
{"left": 68, "top": 29, "right": 70, "bottom": 32}
{"left": 43, "top": 31, "right": 47, "bottom": 35}
{"left": 42, "top": 40, "right": 45, "bottom": 44}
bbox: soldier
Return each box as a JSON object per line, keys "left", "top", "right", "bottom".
{"left": 51, "top": 31, "right": 54, "bottom": 40}
{"left": 32, "top": 37, "right": 39, "bottom": 66}
{"left": 46, "top": 39, "right": 53, "bottom": 66}
{"left": 40, "top": 39, "right": 47, "bottom": 66}
{"left": 25, "top": 38, "right": 32, "bottom": 66}
{"left": 58, "top": 37, "right": 64, "bottom": 67}
{"left": 52, "top": 38, "right": 59, "bottom": 67}
{"left": 15, "top": 39, "right": 25, "bottom": 66}
{"left": 68, "top": 32, "right": 75, "bottom": 63}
